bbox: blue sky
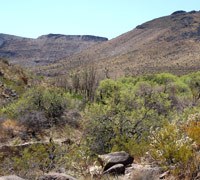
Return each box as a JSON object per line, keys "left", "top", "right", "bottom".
{"left": 0, "top": 0, "right": 199, "bottom": 39}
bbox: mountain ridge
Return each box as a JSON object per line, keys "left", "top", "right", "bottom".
{"left": 1, "top": 10, "right": 200, "bottom": 78}
{"left": 0, "top": 33, "right": 108, "bottom": 67}
{"left": 35, "top": 10, "right": 200, "bottom": 77}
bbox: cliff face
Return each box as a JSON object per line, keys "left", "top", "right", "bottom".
{"left": 0, "top": 33, "right": 108, "bottom": 67}
{"left": 38, "top": 34, "right": 108, "bottom": 42}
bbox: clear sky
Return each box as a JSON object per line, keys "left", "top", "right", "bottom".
{"left": 0, "top": 0, "right": 199, "bottom": 39}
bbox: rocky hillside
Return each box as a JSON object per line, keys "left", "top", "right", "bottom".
{"left": 0, "top": 59, "right": 34, "bottom": 107}
{"left": 0, "top": 33, "right": 108, "bottom": 67}
{"left": 36, "top": 10, "right": 200, "bottom": 77}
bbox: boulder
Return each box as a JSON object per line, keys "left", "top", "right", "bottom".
{"left": 103, "top": 164, "right": 125, "bottom": 175}
{"left": 98, "top": 151, "right": 134, "bottom": 171}
{"left": 0, "top": 175, "right": 25, "bottom": 180}
{"left": 127, "top": 164, "right": 162, "bottom": 180}
{"left": 39, "top": 172, "right": 77, "bottom": 180}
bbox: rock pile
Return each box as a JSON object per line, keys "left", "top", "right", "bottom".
{"left": 98, "top": 151, "right": 134, "bottom": 175}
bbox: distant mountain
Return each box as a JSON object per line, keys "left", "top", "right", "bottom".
{"left": 0, "top": 33, "right": 108, "bottom": 67}
{"left": 36, "top": 10, "right": 200, "bottom": 77}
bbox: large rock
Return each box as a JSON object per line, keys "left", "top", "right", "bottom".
{"left": 0, "top": 175, "right": 25, "bottom": 180}
{"left": 39, "top": 173, "right": 77, "bottom": 180}
{"left": 98, "top": 151, "right": 134, "bottom": 171}
{"left": 103, "top": 164, "right": 125, "bottom": 175}
{"left": 125, "top": 164, "right": 162, "bottom": 180}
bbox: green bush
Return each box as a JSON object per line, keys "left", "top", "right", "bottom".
{"left": 149, "top": 122, "right": 193, "bottom": 166}
{"left": 181, "top": 71, "right": 200, "bottom": 103}
{"left": 84, "top": 73, "right": 197, "bottom": 156}
{"left": 1, "top": 86, "right": 75, "bottom": 134}
{"left": 1, "top": 71, "right": 200, "bottom": 179}
{"left": 0, "top": 142, "right": 67, "bottom": 179}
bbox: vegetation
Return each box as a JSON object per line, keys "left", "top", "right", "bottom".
{"left": 0, "top": 86, "right": 79, "bottom": 140}
{"left": 0, "top": 67, "right": 200, "bottom": 179}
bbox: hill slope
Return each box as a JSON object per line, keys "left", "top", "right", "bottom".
{"left": 0, "top": 59, "right": 30, "bottom": 106}
{"left": 0, "top": 33, "right": 108, "bottom": 67}
{"left": 36, "top": 10, "right": 200, "bottom": 77}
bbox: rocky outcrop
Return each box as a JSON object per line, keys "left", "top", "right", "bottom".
{"left": 96, "top": 151, "right": 173, "bottom": 179}
{"left": 38, "top": 34, "right": 108, "bottom": 42}
{"left": 39, "top": 172, "right": 77, "bottom": 180}
{"left": 98, "top": 151, "right": 134, "bottom": 172}
{"left": 171, "top": 10, "right": 187, "bottom": 15}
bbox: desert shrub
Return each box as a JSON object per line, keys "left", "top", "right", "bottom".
{"left": 182, "top": 113, "right": 200, "bottom": 178}
{"left": 1, "top": 86, "right": 76, "bottom": 135}
{"left": 149, "top": 122, "right": 198, "bottom": 178}
{"left": 96, "top": 79, "right": 122, "bottom": 104}
{"left": 183, "top": 113, "right": 200, "bottom": 148}
{"left": 84, "top": 104, "right": 141, "bottom": 154}
{"left": 149, "top": 123, "right": 193, "bottom": 165}
{"left": 84, "top": 73, "right": 196, "bottom": 157}
{"left": 143, "top": 73, "right": 193, "bottom": 111}
{"left": 84, "top": 104, "right": 114, "bottom": 154}
{"left": 132, "top": 81, "right": 171, "bottom": 118}
{"left": 150, "top": 73, "right": 178, "bottom": 85}
{"left": 63, "top": 142, "right": 93, "bottom": 177}
{"left": 18, "top": 110, "right": 48, "bottom": 136}
{"left": 165, "top": 81, "right": 193, "bottom": 111}
{"left": 1, "top": 71, "right": 200, "bottom": 179}
{"left": 85, "top": 81, "right": 169, "bottom": 154}
{"left": 25, "top": 87, "right": 67, "bottom": 122}
{"left": 111, "top": 135, "right": 149, "bottom": 159}
{"left": 0, "top": 142, "right": 65, "bottom": 179}
{"left": 181, "top": 71, "right": 200, "bottom": 103}
{"left": 0, "top": 141, "right": 93, "bottom": 179}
